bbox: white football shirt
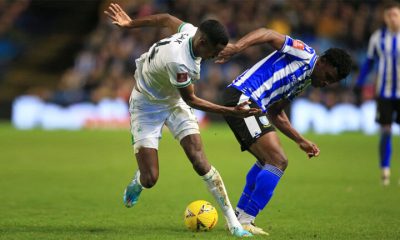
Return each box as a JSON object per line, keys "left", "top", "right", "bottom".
{"left": 134, "top": 23, "right": 201, "bottom": 105}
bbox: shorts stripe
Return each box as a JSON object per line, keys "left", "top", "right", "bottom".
{"left": 244, "top": 116, "right": 262, "bottom": 138}
{"left": 239, "top": 93, "right": 262, "bottom": 137}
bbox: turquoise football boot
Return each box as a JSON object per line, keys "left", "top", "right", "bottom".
{"left": 231, "top": 226, "right": 253, "bottom": 237}
{"left": 123, "top": 171, "right": 143, "bottom": 208}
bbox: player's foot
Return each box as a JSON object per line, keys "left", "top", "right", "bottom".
{"left": 381, "top": 168, "right": 391, "bottom": 186}
{"left": 123, "top": 171, "right": 143, "bottom": 208}
{"left": 230, "top": 226, "right": 253, "bottom": 237}
{"left": 242, "top": 223, "right": 269, "bottom": 236}
{"left": 382, "top": 177, "right": 390, "bottom": 186}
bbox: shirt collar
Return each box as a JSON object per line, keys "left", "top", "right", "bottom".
{"left": 189, "top": 37, "right": 201, "bottom": 61}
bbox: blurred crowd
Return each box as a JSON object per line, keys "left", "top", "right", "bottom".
{"left": 0, "top": 0, "right": 30, "bottom": 79}
{"left": 10, "top": 0, "right": 389, "bottom": 110}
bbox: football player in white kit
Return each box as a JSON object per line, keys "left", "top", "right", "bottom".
{"left": 105, "top": 3, "right": 260, "bottom": 237}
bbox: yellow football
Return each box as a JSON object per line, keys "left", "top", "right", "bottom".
{"left": 184, "top": 200, "right": 218, "bottom": 231}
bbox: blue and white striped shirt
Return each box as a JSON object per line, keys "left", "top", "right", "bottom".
{"left": 357, "top": 27, "right": 400, "bottom": 99}
{"left": 229, "top": 36, "right": 318, "bottom": 112}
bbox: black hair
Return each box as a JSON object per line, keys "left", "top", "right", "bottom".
{"left": 384, "top": 1, "right": 400, "bottom": 10}
{"left": 321, "top": 48, "right": 352, "bottom": 80}
{"left": 199, "top": 19, "right": 229, "bottom": 46}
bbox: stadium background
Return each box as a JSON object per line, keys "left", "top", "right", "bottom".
{"left": 1, "top": 0, "right": 399, "bottom": 134}
{"left": 1, "top": 1, "right": 400, "bottom": 240}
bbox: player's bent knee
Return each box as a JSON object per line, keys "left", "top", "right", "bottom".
{"left": 141, "top": 172, "right": 159, "bottom": 188}
{"left": 259, "top": 153, "right": 288, "bottom": 171}
{"left": 271, "top": 152, "right": 288, "bottom": 170}
{"left": 278, "top": 157, "right": 288, "bottom": 171}
{"left": 269, "top": 154, "right": 288, "bottom": 171}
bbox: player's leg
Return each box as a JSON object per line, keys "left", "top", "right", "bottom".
{"left": 239, "top": 131, "right": 287, "bottom": 224}
{"left": 180, "top": 134, "right": 210, "bottom": 175}
{"left": 135, "top": 147, "right": 159, "bottom": 188}
{"left": 180, "top": 134, "right": 251, "bottom": 237}
{"left": 124, "top": 144, "right": 159, "bottom": 207}
{"left": 235, "top": 159, "right": 263, "bottom": 216}
{"left": 221, "top": 87, "right": 280, "bottom": 235}
{"left": 124, "top": 88, "right": 166, "bottom": 207}
{"left": 232, "top": 130, "right": 285, "bottom": 235}
{"left": 376, "top": 98, "right": 394, "bottom": 186}
{"left": 165, "top": 104, "right": 252, "bottom": 237}
{"left": 379, "top": 124, "right": 392, "bottom": 186}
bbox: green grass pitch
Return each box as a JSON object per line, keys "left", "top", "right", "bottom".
{"left": 0, "top": 123, "right": 399, "bottom": 239}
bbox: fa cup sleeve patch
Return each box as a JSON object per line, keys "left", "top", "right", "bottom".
{"left": 293, "top": 40, "right": 305, "bottom": 50}
{"left": 177, "top": 72, "right": 189, "bottom": 83}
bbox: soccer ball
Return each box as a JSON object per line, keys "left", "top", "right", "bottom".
{"left": 184, "top": 200, "right": 218, "bottom": 231}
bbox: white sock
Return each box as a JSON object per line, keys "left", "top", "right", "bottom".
{"left": 134, "top": 170, "right": 145, "bottom": 189}
{"left": 238, "top": 211, "right": 255, "bottom": 225}
{"left": 236, "top": 207, "right": 244, "bottom": 217}
{"left": 382, "top": 167, "right": 390, "bottom": 178}
{"left": 202, "top": 166, "right": 242, "bottom": 232}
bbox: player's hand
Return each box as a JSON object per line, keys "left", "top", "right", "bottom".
{"left": 215, "top": 43, "right": 239, "bottom": 64}
{"left": 104, "top": 3, "right": 132, "bottom": 28}
{"left": 298, "top": 139, "right": 320, "bottom": 158}
{"left": 230, "top": 101, "right": 262, "bottom": 118}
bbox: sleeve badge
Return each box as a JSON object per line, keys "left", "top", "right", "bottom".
{"left": 177, "top": 72, "right": 189, "bottom": 83}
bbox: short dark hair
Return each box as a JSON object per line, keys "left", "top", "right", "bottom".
{"left": 384, "top": 1, "right": 400, "bottom": 11}
{"left": 199, "top": 19, "right": 229, "bottom": 46}
{"left": 321, "top": 48, "right": 352, "bottom": 80}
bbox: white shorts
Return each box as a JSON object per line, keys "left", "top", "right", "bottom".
{"left": 129, "top": 88, "right": 200, "bottom": 152}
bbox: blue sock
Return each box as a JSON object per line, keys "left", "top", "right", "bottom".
{"left": 237, "top": 162, "right": 263, "bottom": 211}
{"left": 244, "top": 164, "right": 283, "bottom": 217}
{"left": 379, "top": 132, "right": 392, "bottom": 168}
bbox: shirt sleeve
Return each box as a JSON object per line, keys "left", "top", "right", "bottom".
{"left": 366, "top": 31, "right": 379, "bottom": 59}
{"left": 279, "top": 36, "right": 316, "bottom": 61}
{"left": 356, "top": 31, "right": 379, "bottom": 86}
{"left": 166, "top": 62, "right": 193, "bottom": 88}
{"left": 177, "top": 23, "right": 197, "bottom": 34}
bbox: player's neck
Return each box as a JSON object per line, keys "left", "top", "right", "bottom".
{"left": 388, "top": 26, "right": 400, "bottom": 33}
{"left": 191, "top": 37, "right": 200, "bottom": 58}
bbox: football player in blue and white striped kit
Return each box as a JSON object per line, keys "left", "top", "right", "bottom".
{"left": 217, "top": 28, "right": 352, "bottom": 235}
{"left": 355, "top": 2, "right": 400, "bottom": 186}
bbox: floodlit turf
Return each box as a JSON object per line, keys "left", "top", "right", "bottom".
{"left": 0, "top": 123, "right": 399, "bottom": 239}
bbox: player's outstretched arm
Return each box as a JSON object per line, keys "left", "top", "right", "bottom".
{"left": 104, "top": 3, "right": 183, "bottom": 33}
{"left": 216, "top": 28, "right": 286, "bottom": 63}
{"left": 267, "top": 100, "right": 320, "bottom": 158}
{"left": 178, "top": 84, "right": 261, "bottom": 118}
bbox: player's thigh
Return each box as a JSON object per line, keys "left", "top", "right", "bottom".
{"left": 223, "top": 110, "right": 275, "bottom": 152}
{"left": 223, "top": 109, "right": 287, "bottom": 168}
{"left": 135, "top": 147, "right": 159, "bottom": 183}
{"left": 165, "top": 105, "right": 209, "bottom": 174}
{"left": 221, "top": 87, "right": 286, "bottom": 167}
{"left": 180, "top": 133, "right": 211, "bottom": 175}
{"left": 221, "top": 86, "right": 272, "bottom": 151}
{"left": 249, "top": 131, "right": 287, "bottom": 167}
{"left": 129, "top": 89, "right": 169, "bottom": 172}
{"left": 165, "top": 102, "right": 200, "bottom": 142}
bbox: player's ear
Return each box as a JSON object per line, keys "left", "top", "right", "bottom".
{"left": 198, "top": 36, "right": 208, "bottom": 46}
